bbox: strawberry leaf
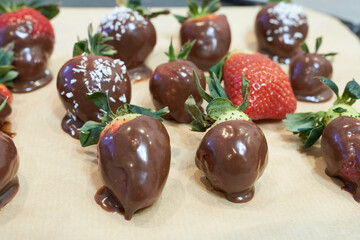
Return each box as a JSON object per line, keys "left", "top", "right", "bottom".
{"left": 174, "top": 14, "right": 188, "bottom": 24}
{"left": 237, "top": 74, "right": 250, "bottom": 112}
{"left": 0, "top": 98, "right": 7, "bottom": 111}
{"left": 300, "top": 42, "right": 309, "bottom": 53}
{"left": 120, "top": 0, "right": 169, "bottom": 18}
{"left": 175, "top": 0, "right": 220, "bottom": 23}
{"left": 177, "top": 40, "right": 196, "bottom": 60}
{"left": 315, "top": 37, "right": 322, "bottom": 54}
{"left": 0, "top": 44, "right": 18, "bottom": 86}
{"left": 165, "top": 38, "right": 176, "bottom": 62}
{"left": 208, "top": 53, "right": 229, "bottom": 82}
{"left": 342, "top": 79, "right": 360, "bottom": 105}
{"left": 193, "top": 70, "right": 212, "bottom": 102}
{"left": 318, "top": 76, "right": 339, "bottom": 98}
{"left": 185, "top": 95, "right": 212, "bottom": 131}
{"left": 206, "top": 98, "right": 237, "bottom": 121}
{"left": 123, "top": 104, "right": 169, "bottom": 122}
{"left": 79, "top": 121, "right": 106, "bottom": 147}
{"left": 86, "top": 92, "right": 116, "bottom": 123}
{"left": 206, "top": 73, "right": 227, "bottom": 99}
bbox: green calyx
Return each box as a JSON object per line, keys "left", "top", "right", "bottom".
{"left": 174, "top": 0, "right": 220, "bottom": 24}
{"left": 165, "top": 39, "right": 196, "bottom": 62}
{"left": 0, "top": 0, "right": 59, "bottom": 20}
{"left": 300, "top": 37, "right": 337, "bottom": 58}
{"left": 283, "top": 77, "right": 360, "bottom": 147}
{"left": 73, "top": 24, "right": 117, "bottom": 57}
{"left": 0, "top": 43, "right": 18, "bottom": 87}
{"left": 79, "top": 91, "right": 169, "bottom": 147}
{"left": 268, "top": 0, "right": 292, "bottom": 3}
{"left": 0, "top": 98, "right": 7, "bottom": 111}
{"left": 185, "top": 71, "right": 251, "bottom": 132}
{"left": 117, "top": 0, "right": 169, "bottom": 18}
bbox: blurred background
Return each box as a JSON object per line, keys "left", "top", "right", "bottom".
{"left": 44, "top": 0, "right": 360, "bottom": 37}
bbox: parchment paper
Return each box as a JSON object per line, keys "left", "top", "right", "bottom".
{"left": 1, "top": 6, "right": 360, "bottom": 240}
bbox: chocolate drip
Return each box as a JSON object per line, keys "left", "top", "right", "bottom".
{"left": 180, "top": 14, "right": 231, "bottom": 71}
{"left": 149, "top": 59, "right": 205, "bottom": 123}
{"left": 97, "top": 115, "right": 171, "bottom": 220}
{"left": 0, "top": 22, "right": 54, "bottom": 92}
{"left": 255, "top": 2, "right": 308, "bottom": 64}
{"left": 289, "top": 53, "right": 333, "bottom": 102}
{"left": 0, "top": 131, "right": 19, "bottom": 209}
{"left": 321, "top": 117, "right": 360, "bottom": 202}
{"left": 196, "top": 120, "right": 268, "bottom": 203}
{"left": 57, "top": 55, "right": 131, "bottom": 139}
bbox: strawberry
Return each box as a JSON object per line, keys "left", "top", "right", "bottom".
{"left": 149, "top": 40, "right": 205, "bottom": 123}
{"left": 175, "top": 0, "right": 231, "bottom": 71}
{"left": 0, "top": 84, "right": 12, "bottom": 103}
{"left": 98, "top": 0, "right": 169, "bottom": 81}
{"left": 218, "top": 51, "right": 296, "bottom": 120}
{"left": 0, "top": 0, "right": 59, "bottom": 92}
{"left": 185, "top": 72, "right": 268, "bottom": 203}
{"left": 283, "top": 77, "right": 360, "bottom": 148}
{"left": 289, "top": 37, "right": 337, "bottom": 102}
{"left": 57, "top": 25, "right": 131, "bottom": 139}
{"left": 0, "top": 130, "right": 19, "bottom": 209}
{"left": 79, "top": 92, "right": 170, "bottom": 220}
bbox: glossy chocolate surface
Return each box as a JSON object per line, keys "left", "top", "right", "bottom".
{"left": 181, "top": 14, "right": 231, "bottom": 71}
{"left": 57, "top": 54, "right": 131, "bottom": 138}
{"left": 99, "top": 6, "right": 156, "bottom": 69}
{"left": 196, "top": 120, "right": 268, "bottom": 203}
{"left": 321, "top": 117, "right": 360, "bottom": 202}
{"left": 255, "top": 2, "right": 308, "bottom": 64}
{"left": 96, "top": 115, "right": 171, "bottom": 220}
{"left": 149, "top": 59, "right": 205, "bottom": 123}
{"left": 0, "top": 95, "right": 11, "bottom": 127}
{"left": 290, "top": 53, "right": 333, "bottom": 102}
{"left": 0, "top": 22, "right": 54, "bottom": 92}
{"left": 0, "top": 131, "right": 19, "bottom": 209}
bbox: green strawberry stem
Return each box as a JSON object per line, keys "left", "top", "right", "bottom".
{"left": 0, "top": 43, "right": 18, "bottom": 87}
{"left": 79, "top": 91, "right": 169, "bottom": 147}
{"left": 283, "top": 77, "right": 360, "bottom": 147}
{"left": 0, "top": 98, "right": 7, "bottom": 111}
{"left": 165, "top": 39, "right": 196, "bottom": 62}
{"left": 0, "top": 0, "right": 59, "bottom": 20}
{"left": 174, "top": 0, "right": 220, "bottom": 24}
{"left": 116, "top": 0, "right": 169, "bottom": 18}
{"left": 73, "top": 24, "right": 117, "bottom": 57}
{"left": 300, "top": 37, "right": 337, "bottom": 58}
{"left": 185, "top": 71, "right": 251, "bottom": 132}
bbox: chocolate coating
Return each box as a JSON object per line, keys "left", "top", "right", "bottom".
{"left": 0, "top": 131, "right": 19, "bottom": 209}
{"left": 321, "top": 117, "right": 360, "bottom": 202}
{"left": 57, "top": 55, "right": 131, "bottom": 138}
{"left": 96, "top": 115, "right": 171, "bottom": 220}
{"left": 0, "top": 95, "right": 11, "bottom": 127}
{"left": 289, "top": 53, "right": 333, "bottom": 102}
{"left": 149, "top": 59, "right": 205, "bottom": 123}
{"left": 255, "top": 2, "right": 308, "bottom": 64}
{"left": 0, "top": 22, "right": 54, "bottom": 92}
{"left": 99, "top": 6, "right": 156, "bottom": 69}
{"left": 196, "top": 120, "right": 268, "bottom": 203}
{"left": 180, "top": 14, "right": 231, "bottom": 70}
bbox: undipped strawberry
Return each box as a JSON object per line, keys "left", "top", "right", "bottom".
{"left": 215, "top": 51, "right": 297, "bottom": 120}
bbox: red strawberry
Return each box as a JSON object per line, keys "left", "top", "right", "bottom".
{"left": 0, "top": 1, "right": 59, "bottom": 92}
{"left": 0, "top": 84, "right": 12, "bottom": 104}
{"left": 175, "top": 0, "right": 231, "bottom": 71}
{"left": 222, "top": 52, "right": 297, "bottom": 120}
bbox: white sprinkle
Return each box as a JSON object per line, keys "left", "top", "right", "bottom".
{"left": 294, "top": 32, "right": 303, "bottom": 39}
{"left": 283, "top": 33, "right": 294, "bottom": 45}
{"left": 119, "top": 93, "right": 127, "bottom": 103}
{"left": 61, "top": 91, "right": 65, "bottom": 95}
{"left": 314, "top": 62, "right": 320, "bottom": 69}
{"left": 66, "top": 92, "right": 74, "bottom": 98}
{"left": 271, "top": 2, "right": 306, "bottom": 27}
{"left": 266, "top": 29, "right": 272, "bottom": 36}
{"left": 70, "top": 79, "right": 77, "bottom": 84}
{"left": 109, "top": 97, "right": 116, "bottom": 103}
{"left": 267, "top": 37, "right": 273, "bottom": 42}
{"left": 112, "top": 85, "right": 116, "bottom": 92}
{"left": 70, "top": 128, "right": 75, "bottom": 136}
{"left": 269, "top": 19, "right": 279, "bottom": 25}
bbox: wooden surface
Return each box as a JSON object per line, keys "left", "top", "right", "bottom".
{"left": 1, "top": 6, "right": 360, "bottom": 240}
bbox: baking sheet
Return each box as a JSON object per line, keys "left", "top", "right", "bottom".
{"left": 1, "top": 6, "right": 360, "bottom": 239}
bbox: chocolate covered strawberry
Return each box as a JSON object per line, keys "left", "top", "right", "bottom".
{"left": 290, "top": 37, "right": 337, "bottom": 102}
{"left": 0, "top": 130, "right": 19, "bottom": 209}
{"left": 212, "top": 51, "right": 296, "bottom": 120}
{"left": 175, "top": 0, "right": 231, "bottom": 70}
{"left": 284, "top": 77, "right": 360, "bottom": 147}
{"left": 284, "top": 78, "right": 360, "bottom": 201}
{"left": 98, "top": 0, "right": 169, "bottom": 81}
{"left": 186, "top": 72, "right": 268, "bottom": 203}
{"left": 0, "top": 0, "right": 59, "bottom": 92}
{"left": 80, "top": 92, "right": 170, "bottom": 220}
{"left": 255, "top": 1, "right": 308, "bottom": 64}
{"left": 57, "top": 25, "right": 131, "bottom": 139}
{"left": 149, "top": 40, "right": 205, "bottom": 123}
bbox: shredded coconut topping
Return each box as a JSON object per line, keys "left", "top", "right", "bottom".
{"left": 99, "top": 6, "right": 148, "bottom": 41}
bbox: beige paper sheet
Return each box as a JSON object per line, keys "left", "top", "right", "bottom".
{"left": 1, "top": 6, "right": 360, "bottom": 240}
